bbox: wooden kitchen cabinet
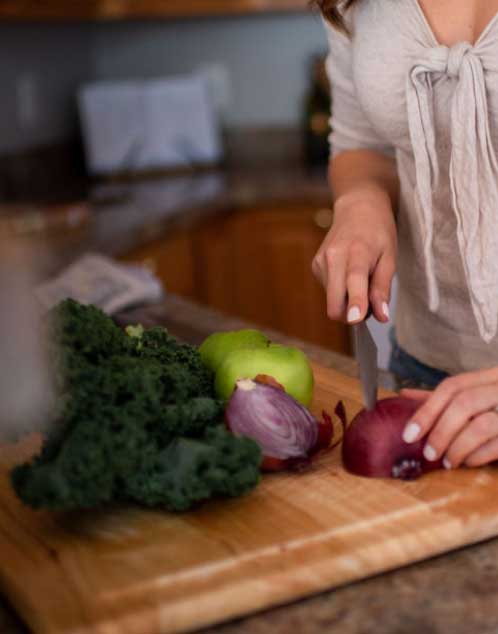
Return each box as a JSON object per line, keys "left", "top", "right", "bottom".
{"left": 0, "top": 0, "right": 306, "bottom": 21}
{"left": 193, "top": 204, "right": 351, "bottom": 355}
{"left": 121, "top": 229, "right": 196, "bottom": 299}
{"left": 0, "top": 1, "right": 99, "bottom": 20}
{"left": 121, "top": 204, "right": 350, "bottom": 355}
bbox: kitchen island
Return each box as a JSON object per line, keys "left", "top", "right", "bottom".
{"left": 2, "top": 294, "right": 498, "bottom": 634}
{"left": 3, "top": 142, "right": 498, "bottom": 633}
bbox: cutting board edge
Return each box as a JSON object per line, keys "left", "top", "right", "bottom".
{"left": 146, "top": 518, "right": 498, "bottom": 634}
{"left": 7, "top": 518, "right": 498, "bottom": 634}
{"left": 3, "top": 362, "right": 498, "bottom": 634}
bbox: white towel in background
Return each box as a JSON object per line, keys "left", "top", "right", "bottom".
{"left": 78, "top": 74, "right": 222, "bottom": 175}
{"left": 36, "top": 253, "right": 164, "bottom": 315}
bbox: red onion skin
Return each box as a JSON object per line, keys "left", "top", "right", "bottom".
{"left": 261, "top": 455, "right": 312, "bottom": 472}
{"left": 237, "top": 409, "right": 334, "bottom": 473}
{"left": 342, "top": 397, "right": 443, "bottom": 480}
{"left": 260, "top": 412, "right": 334, "bottom": 472}
{"left": 312, "top": 410, "right": 334, "bottom": 455}
{"left": 225, "top": 379, "right": 334, "bottom": 473}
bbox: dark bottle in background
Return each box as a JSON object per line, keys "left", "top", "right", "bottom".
{"left": 303, "top": 54, "right": 331, "bottom": 167}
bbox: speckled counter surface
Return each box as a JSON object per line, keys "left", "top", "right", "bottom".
{"left": 36, "top": 164, "right": 332, "bottom": 277}
{"left": 2, "top": 295, "right": 498, "bottom": 634}
{"left": 2, "top": 160, "right": 498, "bottom": 633}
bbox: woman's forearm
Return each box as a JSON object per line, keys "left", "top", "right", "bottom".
{"left": 330, "top": 149, "right": 399, "bottom": 216}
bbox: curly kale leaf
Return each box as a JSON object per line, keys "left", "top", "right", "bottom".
{"left": 12, "top": 300, "right": 261, "bottom": 512}
{"left": 132, "top": 326, "right": 215, "bottom": 398}
{"left": 48, "top": 298, "right": 130, "bottom": 390}
{"left": 12, "top": 400, "right": 257, "bottom": 512}
{"left": 125, "top": 426, "right": 262, "bottom": 511}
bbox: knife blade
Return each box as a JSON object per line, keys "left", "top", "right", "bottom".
{"left": 352, "top": 320, "right": 378, "bottom": 411}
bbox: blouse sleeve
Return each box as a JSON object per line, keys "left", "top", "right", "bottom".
{"left": 324, "top": 20, "right": 394, "bottom": 159}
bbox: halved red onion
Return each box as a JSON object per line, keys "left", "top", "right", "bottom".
{"left": 225, "top": 378, "right": 333, "bottom": 472}
{"left": 339, "top": 397, "right": 443, "bottom": 480}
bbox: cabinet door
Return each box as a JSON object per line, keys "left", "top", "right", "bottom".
{"left": 0, "top": 0, "right": 305, "bottom": 20}
{"left": 190, "top": 214, "right": 238, "bottom": 315}
{"left": 98, "top": 0, "right": 306, "bottom": 18}
{"left": 194, "top": 205, "right": 351, "bottom": 355}
{"left": 120, "top": 230, "right": 196, "bottom": 298}
{"left": 0, "top": 1, "right": 100, "bottom": 19}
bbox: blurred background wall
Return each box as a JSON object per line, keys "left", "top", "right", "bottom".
{"left": 0, "top": 24, "right": 93, "bottom": 155}
{"left": 0, "top": 13, "right": 326, "bottom": 157}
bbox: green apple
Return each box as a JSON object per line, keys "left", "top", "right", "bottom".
{"left": 215, "top": 343, "right": 314, "bottom": 406}
{"left": 199, "top": 329, "right": 269, "bottom": 372}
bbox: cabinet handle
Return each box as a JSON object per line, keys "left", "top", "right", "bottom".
{"left": 313, "top": 208, "right": 334, "bottom": 230}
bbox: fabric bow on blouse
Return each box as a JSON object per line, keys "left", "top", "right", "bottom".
{"left": 407, "top": 41, "right": 498, "bottom": 343}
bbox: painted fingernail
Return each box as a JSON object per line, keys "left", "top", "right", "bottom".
{"left": 424, "top": 444, "right": 437, "bottom": 462}
{"left": 347, "top": 306, "right": 361, "bottom": 323}
{"left": 382, "top": 302, "right": 390, "bottom": 320}
{"left": 403, "top": 421, "right": 421, "bottom": 443}
{"left": 443, "top": 457, "right": 452, "bottom": 470}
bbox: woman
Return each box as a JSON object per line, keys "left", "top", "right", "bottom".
{"left": 311, "top": 0, "right": 498, "bottom": 470}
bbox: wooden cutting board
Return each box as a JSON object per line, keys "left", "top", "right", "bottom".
{"left": 2, "top": 362, "right": 498, "bottom": 634}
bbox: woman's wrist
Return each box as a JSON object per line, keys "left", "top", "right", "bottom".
{"left": 333, "top": 185, "right": 394, "bottom": 221}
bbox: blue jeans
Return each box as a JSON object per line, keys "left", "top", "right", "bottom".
{"left": 388, "top": 329, "right": 449, "bottom": 390}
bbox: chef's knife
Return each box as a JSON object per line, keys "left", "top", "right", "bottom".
{"left": 352, "top": 319, "right": 378, "bottom": 411}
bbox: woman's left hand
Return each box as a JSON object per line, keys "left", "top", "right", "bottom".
{"left": 400, "top": 367, "right": 498, "bottom": 470}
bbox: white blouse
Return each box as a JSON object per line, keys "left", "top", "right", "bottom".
{"left": 325, "top": 0, "right": 498, "bottom": 374}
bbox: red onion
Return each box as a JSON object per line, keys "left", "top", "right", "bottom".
{"left": 226, "top": 378, "right": 333, "bottom": 472}
{"left": 339, "top": 397, "right": 443, "bottom": 480}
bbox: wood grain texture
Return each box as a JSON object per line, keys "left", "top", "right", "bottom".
{"left": 121, "top": 230, "right": 197, "bottom": 299}
{"left": 0, "top": 0, "right": 306, "bottom": 21}
{"left": 1, "top": 363, "right": 498, "bottom": 634}
{"left": 193, "top": 206, "right": 351, "bottom": 355}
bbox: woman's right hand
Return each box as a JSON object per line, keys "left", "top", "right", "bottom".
{"left": 311, "top": 188, "right": 397, "bottom": 325}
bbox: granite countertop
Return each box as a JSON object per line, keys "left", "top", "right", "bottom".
{"left": 71, "top": 164, "right": 332, "bottom": 270}
{"left": 2, "top": 294, "right": 498, "bottom": 634}
{"left": 2, "top": 159, "right": 498, "bottom": 633}
{"left": 4, "top": 162, "right": 331, "bottom": 281}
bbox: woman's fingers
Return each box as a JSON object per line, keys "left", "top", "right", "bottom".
{"left": 402, "top": 375, "right": 479, "bottom": 444}
{"left": 465, "top": 434, "right": 498, "bottom": 467}
{"left": 445, "top": 411, "right": 498, "bottom": 469}
{"left": 314, "top": 241, "right": 374, "bottom": 323}
{"left": 403, "top": 371, "right": 498, "bottom": 446}
{"left": 313, "top": 238, "right": 396, "bottom": 324}
{"left": 402, "top": 378, "right": 460, "bottom": 444}
{"left": 420, "top": 385, "right": 498, "bottom": 463}
{"left": 369, "top": 252, "right": 395, "bottom": 323}
{"left": 324, "top": 247, "right": 348, "bottom": 321}
{"left": 402, "top": 372, "right": 498, "bottom": 470}
{"left": 345, "top": 242, "right": 372, "bottom": 323}
{"left": 311, "top": 253, "right": 325, "bottom": 287}
{"left": 400, "top": 389, "right": 431, "bottom": 402}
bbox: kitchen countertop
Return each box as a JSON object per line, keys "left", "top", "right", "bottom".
{"left": 3, "top": 162, "right": 332, "bottom": 283}
{"left": 2, "top": 294, "right": 498, "bottom": 634}
{"left": 56, "top": 163, "right": 332, "bottom": 272}
{"left": 3, "top": 157, "right": 498, "bottom": 634}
